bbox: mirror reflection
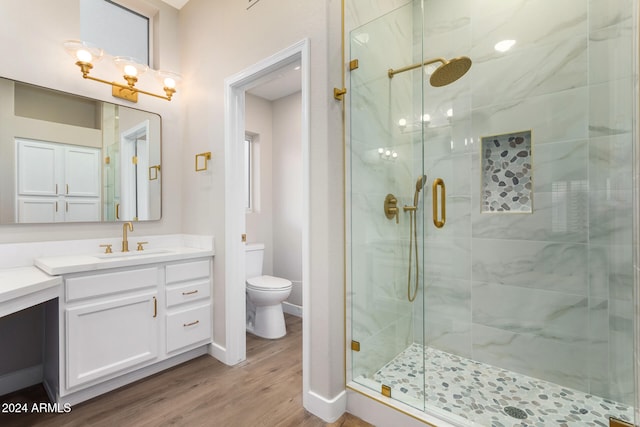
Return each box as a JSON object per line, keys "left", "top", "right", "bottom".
{"left": 0, "top": 77, "right": 161, "bottom": 224}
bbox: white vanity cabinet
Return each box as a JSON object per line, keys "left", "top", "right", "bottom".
{"left": 52, "top": 255, "right": 214, "bottom": 404}
{"left": 165, "top": 259, "right": 212, "bottom": 353}
{"left": 63, "top": 267, "right": 159, "bottom": 390}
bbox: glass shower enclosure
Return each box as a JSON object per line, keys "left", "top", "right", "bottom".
{"left": 346, "top": 1, "right": 637, "bottom": 425}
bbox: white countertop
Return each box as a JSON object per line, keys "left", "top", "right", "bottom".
{"left": 0, "top": 234, "right": 215, "bottom": 316}
{"left": 35, "top": 246, "right": 215, "bottom": 275}
{"left": 0, "top": 266, "right": 62, "bottom": 317}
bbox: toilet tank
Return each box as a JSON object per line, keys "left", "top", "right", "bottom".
{"left": 245, "top": 243, "right": 265, "bottom": 279}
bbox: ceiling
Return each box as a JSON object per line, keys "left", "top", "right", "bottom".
{"left": 160, "top": 0, "right": 190, "bottom": 9}
{"left": 247, "top": 60, "right": 302, "bottom": 101}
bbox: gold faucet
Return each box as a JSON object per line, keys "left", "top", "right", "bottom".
{"left": 122, "top": 222, "right": 134, "bottom": 252}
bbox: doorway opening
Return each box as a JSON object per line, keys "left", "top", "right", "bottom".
{"left": 223, "top": 38, "right": 310, "bottom": 398}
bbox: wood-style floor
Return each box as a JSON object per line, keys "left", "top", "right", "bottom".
{"left": 0, "top": 315, "right": 372, "bottom": 427}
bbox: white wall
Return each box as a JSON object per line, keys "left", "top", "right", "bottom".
{"left": 245, "top": 93, "right": 274, "bottom": 274}
{"left": 273, "top": 92, "right": 303, "bottom": 305}
{"left": 179, "top": 0, "right": 345, "bottom": 411}
{"left": 246, "top": 91, "right": 303, "bottom": 304}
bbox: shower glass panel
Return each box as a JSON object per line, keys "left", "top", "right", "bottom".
{"left": 349, "top": 1, "right": 426, "bottom": 412}
{"left": 347, "top": 0, "right": 637, "bottom": 425}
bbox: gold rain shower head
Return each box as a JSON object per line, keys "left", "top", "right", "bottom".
{"left": 388, "top": 56, "right": 472, "bottom": 86}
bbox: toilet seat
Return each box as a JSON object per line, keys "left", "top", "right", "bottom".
{"left": 246, "top": 275, "right": 292, "bottom": 290}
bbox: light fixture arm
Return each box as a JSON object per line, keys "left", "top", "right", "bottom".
{"left": 75, "top": 62, "right": 174, "bottom": 102}
{"left": 66, "top": 39, "right": 180, "bottom": 103}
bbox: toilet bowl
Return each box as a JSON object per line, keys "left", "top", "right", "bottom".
{"left": 246, "top": 275, "right": 292, "bottom": 339}
{"left": 245, "top": 243, "right": 292, "bottom": 339}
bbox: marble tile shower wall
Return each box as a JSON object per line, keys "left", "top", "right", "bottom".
{"left": 420, "top": 0, "right": 635, "bottom": 405}
{"left": 349, "top": 1, "right": 423, "bottom": 380}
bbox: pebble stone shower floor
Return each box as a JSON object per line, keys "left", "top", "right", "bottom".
{"left": 372, "top": 344, "right": 634, "bottom": 426}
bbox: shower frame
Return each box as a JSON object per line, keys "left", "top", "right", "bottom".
{"left": 344, "top": 0, "right": 640, "bottom": 426}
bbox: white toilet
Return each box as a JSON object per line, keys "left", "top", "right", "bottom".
{"left": 245, "top": 243, "right": 292, "bottom": 339}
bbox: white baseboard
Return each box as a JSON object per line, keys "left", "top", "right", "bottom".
{"left": 304, "top": 389, "right": 347, "bottom": 423}
{"left": 0, "top": 364, "right": 43, "bottom": 396}
{"left": 208, "top": 341, "right": 229, "bottom": 364}
{"left": 282, "top": 302, "right": 302, "bottom": 317}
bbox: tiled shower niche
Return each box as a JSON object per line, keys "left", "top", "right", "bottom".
{"left": 481, "top": 130, "right": 532, "bottom": 213}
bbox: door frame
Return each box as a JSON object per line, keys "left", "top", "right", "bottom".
{"left": 222, "top": 38, "right": 310, "bottom": 390}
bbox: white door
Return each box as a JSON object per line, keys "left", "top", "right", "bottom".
{"left": 17, "top": 197, "right": 61, "bottom": 223}
{"left": 120, "top": 121, "right": 150, "bottom": 221}
{"left": 16, "top": 139, "right": 60, "bottom": 196}
{"left": 64, "top": 199, "right": 101, "bottom": 222}
{"left": 65, "top": 146, "right": 101, "bottom": 197}
{"left": 66, "top": 291, "right": 158, "bottom": 389}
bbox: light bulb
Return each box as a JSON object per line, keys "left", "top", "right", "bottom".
{"left": 378, "top": 148, "right": 384, "bottom": 154}
{"left": 76, "top": 49, "right": 92, "bottom": 63}
{"left": 398, "top": 118, "right": 407, "bottom": 127}
{"left": 385, "top": 150, "right": 391, "bottom": 156}
{"left": 446, "top": 108, "right": 453, "bottom": 118}
{"left": 124, "top": 64, "right": 138, "bottom": 77}
{"left": 163, "top": 77, "right": 176, "bottom": 89}
{"left": 391, "top": 151, "right": 398, "bottom": 159}
{"left": 422, "top": 114, "right": 431, "bottom": 123}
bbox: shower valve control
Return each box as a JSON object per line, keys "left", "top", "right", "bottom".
{"left": 384, "top": 194, "right": 399, "bottom": 224}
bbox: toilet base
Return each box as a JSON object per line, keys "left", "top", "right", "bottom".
{"left": 248, "top": 304, "right": 286, "bottom": 339}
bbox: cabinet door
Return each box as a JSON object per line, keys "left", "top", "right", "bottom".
{"left": 66, "top": 291, "right": 158, "bottom": 389}
{"left": 64, "top": 198, "right": 101, "bottom": 222}
{"left": 17, "top": 197, "right": 62, "bottom": 223}
{"left": 64, "top": 146, "right": 101, "bottom": 197}
{"left": 16, "top": 139, "right": 61, "bottom": 196}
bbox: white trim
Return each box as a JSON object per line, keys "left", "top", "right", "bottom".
{"left": 223, "top": 40, "right": 311, "bottom": 396}
{"left": 207, "top": 342, "right": 231, "bottom": 364}
{"left": 282, "top": 301, "right": 302, "bottom": 317}
{"left": 305, "top": 389, "right": 347, "bottom": 423}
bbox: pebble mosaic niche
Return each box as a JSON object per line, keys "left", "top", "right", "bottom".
{"left": 373, "top": 344, "right": 634, "bottom": 426}
{"left": 481, "top": 130, "right": 532, "bottom": 213}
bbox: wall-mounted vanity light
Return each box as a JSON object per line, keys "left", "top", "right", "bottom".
{"left": 63, "top": 40, "right": 181, "bottom": 103}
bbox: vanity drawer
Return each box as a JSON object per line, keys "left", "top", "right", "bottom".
{"left": 66, "top": 267, "right": 158, "bottom": 302}
{"left": 166, "top": 303, "right": 211, "bottom": 353}
{"left": 166, "top": 279, "right": 210, "bottom": 307}
{"left": 165, "top": 260, "right": 210, "bottom": 284}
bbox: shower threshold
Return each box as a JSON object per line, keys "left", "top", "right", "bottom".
{"left": 359, "top": 344, "right": 634, "bottom": 426}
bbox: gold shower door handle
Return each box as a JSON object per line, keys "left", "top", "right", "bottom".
{"left": 432, "top": 178, "right": 446, "bottom": 228}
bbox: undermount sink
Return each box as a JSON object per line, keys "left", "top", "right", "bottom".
{"left": 94, "top": 248, "right": 171, "bottom": 259}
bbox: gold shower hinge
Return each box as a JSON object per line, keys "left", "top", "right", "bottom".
{"left": 351, "top": 340, "right": 360, "bottom": 352}
{"left": 132, "top": 156, "right": 138, "bottom": 165}
{"left": 349, "top": 59, "right": 359, "bottom": 70}
{"left": 610, "top": 417, "right": 633, "bottom": 427}
{"left": 333, "top": 87, "right": 347, "bottom": 101}
{"left": 381, "top": 384, "right": 391, "bottom": 398}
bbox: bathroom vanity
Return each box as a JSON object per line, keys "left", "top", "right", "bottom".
{"left": 0, "top": 235, "right": 214, "bottom": 406}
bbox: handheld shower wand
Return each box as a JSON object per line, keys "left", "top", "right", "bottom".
{"left": 414, "top": 175, "right": 427, "bottom": 206}
{"left": 404, "top": 175, "right": 427, "bottom": 302}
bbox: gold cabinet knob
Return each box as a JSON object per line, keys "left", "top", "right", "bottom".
{"left": 137, "top": 241, "right": 149, "bottom": 251}
{"left": 99, "top": 244, "right": 112, "bottom": 254}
